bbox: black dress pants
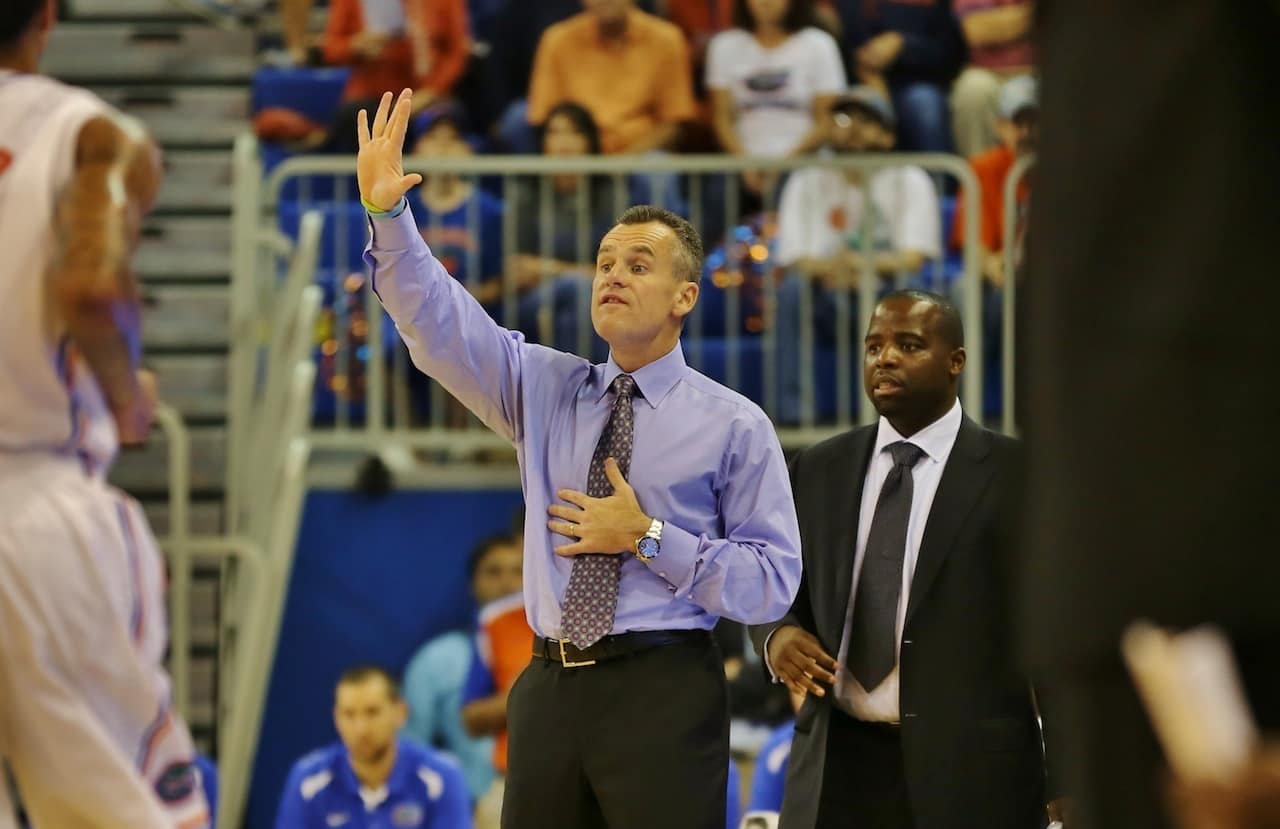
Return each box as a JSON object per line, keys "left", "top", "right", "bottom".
{"left": 502, "top": 631, "right": 729, "bottom": 829}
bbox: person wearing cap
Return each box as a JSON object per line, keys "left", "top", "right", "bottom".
{"left": 771, "top": 85, "right": 942, "bottom": 425}
{"left": 950, "top": 0, "right": 1035, "bottom": 158}
{"left": 405, "top": 102, "right": 504, "bottom": 299}
{"left": 951, "top": 74, "right": 1037, "bottom": 289}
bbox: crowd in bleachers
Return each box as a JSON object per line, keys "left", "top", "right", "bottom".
{"left": 248, "top": 0, "right": 1037, "bottom": 427}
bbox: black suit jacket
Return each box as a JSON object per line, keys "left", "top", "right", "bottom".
{"left": 752, "top": 416, "right": 1047, "bottom": 829}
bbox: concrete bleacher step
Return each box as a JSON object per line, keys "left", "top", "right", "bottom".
{"left": 64, "top": 0, "right": 217, "bottom": 21}
{"left": 136, "top": 216, "right": 232, "bottom": 281}
{"left": 144, "top": 499, "right": 225, "bottom": 537}
{"left": 155, "top": 151, "right": 233, "bottom": 214}
{"left": 143, "top": 284, "right": 230, "bottom": 350}
{"left": 42, "top": 24, "right": 253, "bottom": 84}
{"left": 150, "top": 354, "right": 229, "bottom": 419}
{"left": 92, "top": 86, "right": 249, "bottom": 148}
{"left": 110, "top": 426, "right": 226, "bottom": 493}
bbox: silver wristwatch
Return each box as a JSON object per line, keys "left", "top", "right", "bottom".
{"left": 634, "top": 518, "right": 663, "bottom": 561}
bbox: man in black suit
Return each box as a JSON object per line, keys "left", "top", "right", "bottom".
{"left": 752, "top": 290, "right": 1052, "bottom": 828}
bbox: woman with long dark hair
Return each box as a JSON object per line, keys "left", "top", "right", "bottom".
{"left": 706, "top": 0, "right": 846, "bottom": 192}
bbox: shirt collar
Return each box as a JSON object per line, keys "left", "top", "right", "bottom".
{"left": 338, "top": 738, "right": 413, "bottom": 799}
{"left": 873, "top": 398, "right": 963, "bottom": 463}
{"left": 593, "top": 341, "right": 687, "bottom": 409}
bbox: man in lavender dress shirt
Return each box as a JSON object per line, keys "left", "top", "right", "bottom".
{"left": 354, "top": 90, "right": 802, "bottom": 829}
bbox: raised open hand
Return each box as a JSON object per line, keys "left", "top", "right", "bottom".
{"left": 356, "top": 88, "right": 424, "bottom": 211}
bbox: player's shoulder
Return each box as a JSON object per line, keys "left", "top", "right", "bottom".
{"left": 286, "top": 743, "right": 344, "bottom": 800}
{"left": 399, "top": 738, "right": 464, "bottom": 800}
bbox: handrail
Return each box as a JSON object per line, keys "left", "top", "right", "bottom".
{"left": 254, "top": 149, "right": 987, "bottom": 432}
{"left": 1001, "top": 153, "right": 1034, "bottom": 437}
{"left": 155, "top": 403, "right": 193, "bottom": 719}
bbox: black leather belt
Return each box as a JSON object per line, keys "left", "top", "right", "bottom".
{"left": 533, "top": 629, "right": 707, "bottom": 668}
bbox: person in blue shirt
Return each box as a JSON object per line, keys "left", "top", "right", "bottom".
{"left": 401, "top": 533, "right": 524, "bottom": 802}
{"left": 407, "top": 102, "right": 505, "bottom": 297}
{"left": 275, "top": 666, "right": 471, "bottom": 829}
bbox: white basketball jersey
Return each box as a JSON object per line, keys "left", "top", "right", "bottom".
{"left": 0, "top": 69, "right": 121, "bottom": 475}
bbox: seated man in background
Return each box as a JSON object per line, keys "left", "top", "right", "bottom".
{"left": 275, "top": 666, "right": 471, "bottom": 829}
{"left": 525, "top": 0, "right": 696, "bottom": 157}
{"left": 460, "top": 592, "right": 534, "bottom": 829}
{"left": 949, "top": 0, "right": 1034, "bottom": 157}
{"left": 324, "top": 0, "right": 470, "bottom": 113}
{"left": 401, "top": 533, "right": 524, "bottom": 802}
{"left": 772, "top": 85, "right": 940, "bottom": 423}
{"left": 951, "top": 73, "right": 1036, "bottom": 289}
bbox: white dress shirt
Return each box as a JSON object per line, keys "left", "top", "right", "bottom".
{"left": 833, "top": 399, "right": 963, "bottom": 721}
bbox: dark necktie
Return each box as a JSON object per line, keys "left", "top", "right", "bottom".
{"left": 560, "top": 374, "right": 636, "bottom": 648}
{"left": 847, "top": 441, "right": 926, "bottom": 691}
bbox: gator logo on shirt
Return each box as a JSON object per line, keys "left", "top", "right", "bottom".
{"left": 391, "top": 802, "right": 424, "bottom": 826}
{"left": 154, "top": 762, "right": 198, "bottom": 803}
{"left": 744, "top": 69, "right": 791, "bottom": 94}
{"left": 0, "top": 148, "right": 13, "bottom": 176}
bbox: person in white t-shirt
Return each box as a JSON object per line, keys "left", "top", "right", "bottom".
{"left": 706, "top": 0, "right": 846, "bottom": 196}
{"left": 772, "top": 85, "right": 940, "bottom": 423}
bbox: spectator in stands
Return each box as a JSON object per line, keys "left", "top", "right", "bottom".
{"left": 951, "top": 73, "right": 1035, "bottom": 288}
{"left": 950, "top": 0, "right": 1034, "bottom": 157}
{"left": 275, "top": 666, "right": 471, "bottom": 829}
{"left": 772, "top": 85, "right": 941, "bottom": 423}
{"left": 706, "top": 0, "right": 846, "bottom": 197}
{"left": 323, "top": 0, "right": 470, "bottom": 112}
{"left": 407, "top": 101, "right": 503, "bottom": 291}
{"left": 460, "top": 593, "right": 534, "bottom": 829}
{"left": 831, "top": 0, "right": 965, "bottom": 152}
{"left": 401, "top": 534, "right": 523, "bottom": 802}
{"left": 507, "top": 102, "right": 618, "bottom": 358}
{"left": 526, "top": 0, "right": 697, "bottom": 157}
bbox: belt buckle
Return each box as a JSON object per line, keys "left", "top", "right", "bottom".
{"left": 558, "top": 638, "right": 596, "bottom": 668}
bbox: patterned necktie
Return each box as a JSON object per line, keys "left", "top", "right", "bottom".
{"left": 846, "top": 441, "right": 926, "bottom": 691}
{"left": 561, "top": 374, "right": 637, "bottom": 648}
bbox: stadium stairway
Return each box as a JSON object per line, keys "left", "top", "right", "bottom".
{"left": 44, "top": 0, "right": 256, "bottom": 756}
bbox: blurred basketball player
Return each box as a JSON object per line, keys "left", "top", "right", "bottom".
{"left": 0, "top": 2, "right": 211, "bottom": 827}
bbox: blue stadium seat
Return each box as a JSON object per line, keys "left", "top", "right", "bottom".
{"left": 251, "top": 66, "right": 349, "bottom": 124}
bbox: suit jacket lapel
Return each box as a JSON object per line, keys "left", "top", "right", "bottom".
{"left": 904, "top": 417, "right": 995, "bottom": 627}
{"left": 823, "top": 426, "right": 877, "bottom": 640}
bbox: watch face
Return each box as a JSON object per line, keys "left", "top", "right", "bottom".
{"left": 637, "top": 536, "right": 660, "bottom": 559}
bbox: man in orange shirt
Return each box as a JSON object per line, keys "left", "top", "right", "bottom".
{"left": 526, "top": 0, "right": 696, "bottom": 155}
{"left": 951, "top": 74, "right": 1036, "bottom": 288}
{"left": 323, "top": 0, "right": 470, "bottom": 110}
